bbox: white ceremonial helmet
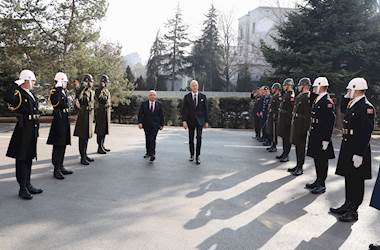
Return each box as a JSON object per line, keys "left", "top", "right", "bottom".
{"left": 346, "top": 78, "right": 368, "bottom": 98}
{"left": 54, "top": 72, "right": 69, "bottom": 88}
{"left": 15, "top": 70, "right": 36, "bottom": 86}
{"left": 312, "top": 77, "right": 329, "bottom": 94}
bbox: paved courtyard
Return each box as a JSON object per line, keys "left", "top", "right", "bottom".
{"left": 0, "top": 124, "right": 379, "bottom": 250}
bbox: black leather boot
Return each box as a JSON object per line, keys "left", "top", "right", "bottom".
{"left": 54, "top": 166, "right": 65, "bottom": 180}
{"left": 60, "top": 166, "right": 73, "bottom": 175}
{"left": 27, "top": 184, "right": 43, "bottom": 194}
{"left": 330, "top": 202, "right": 351, "bottom": 215}
{"left": 19, "top": 187, "right": 33, "bottom": 200}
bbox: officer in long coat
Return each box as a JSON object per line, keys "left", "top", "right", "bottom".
{"left": 276, "top": 78, "right": 295, "bottom": 162}
{"left": 306, "top": 77, "right": 336, "bottom": 194}
{"left": 73, "top": 74, "right": 95, "bottom": 165}
{"left": 369, "top": 167, "right": 380, "bottom": 250}
{"left": 5, "top": 70, "right": 43, "bottom": 200}
{"left": 266, "top": 83, "right": 281, "bottom": 153}
{"left": 47, "top": 72, "right": 73, "bottom": 180}
{"left": 330, "top": 78, "right": 375, "bottom": 223}
{"left": 95, "top": 74, "right": 112, "bottom": 154}
{"left": 289, "top": 78, "right": 312, "bottom": 176}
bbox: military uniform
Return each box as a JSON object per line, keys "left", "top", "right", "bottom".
{"left": 307, "top": 93, "right": 335, "bottom": 190}
{"left": 47, "top": 86, "right": 72, "bottom": 179}
{"left": 334, "top": 96, "right": 375, "bottom": 220}
{"left": 277, "top": 90, "right": 295, "bottom": 159}
{"left": 371, "top": 168, "right": 380, "bottom": 210}
{"left": 253, "top": 95, "right": 262, "bottom": 139}
{"left": 290, "top": 92, "right": 311, "bottom": 173}
{"left": 266, "top": 92, "right": 281, "bottom": 150}
{"left": 5, "top": 85, "right": 42, "bottom": 199}
{"left": 73, "top": 86, "right": 95, "bottom": 164}
{"left": 95, "top": 86, "right": 111, "bottom": 153}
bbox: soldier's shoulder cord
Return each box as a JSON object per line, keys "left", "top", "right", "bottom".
{"left": 49, "top": 88, "right": 60, "bottom": 108}
{"left": 8, "top": 90, "right": 22, "bottom": 111}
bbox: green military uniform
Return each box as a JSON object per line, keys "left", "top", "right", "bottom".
{"left": 95, "top": 82, "right": 111, "bottom": 154}
{"left": 277, "top": 89, "right": 295, "bottom": 161}
{"left": 266, "top": 88, "right": 281, "bottom": 151}
{"left": 73, "top": 74, "right": 95, "bottom": 165}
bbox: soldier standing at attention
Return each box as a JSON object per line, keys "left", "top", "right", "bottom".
{"left": 260, "top": 86, "right": 271, "bottom": 146}
{"left": 266, "top": 83, "right": 281, "bottom": 153}
{"left": 95, "top": 74, "right": 112, "bottom": 154}
{"left": 288, "top": 78, "right": 312, "bottom": 176}
{"left": 47, "top": 72, "right": 73, "bottom": 180}
{"left": 330, "top": 78, "right": 375, "bottom": 223}
{"left": 5, "top": 70, "right": 43, "bottom": 200}
{"left": 276, "top": 78, "right": 295, "bottom": 162}
{"left": 74, "top": 74, "right": 95, "bottom": 166}
{"left": 306, "top": 77, "right": 335, "bottom": 194}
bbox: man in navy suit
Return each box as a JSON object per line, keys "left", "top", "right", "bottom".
{"left": 138, "top": 90, "right": 164, "bottom": 162}
{"left": 182, "top": 80, "right": 209, "bottom": 165}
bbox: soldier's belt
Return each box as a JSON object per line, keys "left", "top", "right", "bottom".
{"left": 342, "top": 129, "right": 354, "bottom": 135}
{"left": 85, "top": 107, "right": 94, "bottom": 111}
{"left": 311, "top": 118, "right": 319, "bottom": 124}
{"left": 280, "top": 109, "right": 290, "bottom": 113}
{"left": 26, "top": 114, "right": 40, "bottom": 120}
{"left": 293, "top": 113, "right": 306, "bottom": 118}
{"left": 62, "top": 108, "right": 69, "bottom": 113}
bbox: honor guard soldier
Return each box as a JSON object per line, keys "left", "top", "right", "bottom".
{"left": 330, "top": 78, "right": 375, "bottom": 222}
{"left": 369, "top": 166, "right": 380, "bottom": 250}
{"left": 5, "top": 70, "right": 43, "bottom": 200}
{"left": 288, "top": 78, "right": 312, "bottom": 176}
{"left": 47, "top": 72, "right": 73, "bottom": 180}
{"left": 276, "top": 78, "right": 295, "bottom": 162}
{"left": 266, "top": 83, "right": 281, "bottom": 152}
{"left": 95, "top": 74, "right": 112, "bottom": 154}
{"left": 74, "top": 74, "right": 95, "bottom": 166}
{"left": 306, "top": 77, "right": 335, "bottom": 194}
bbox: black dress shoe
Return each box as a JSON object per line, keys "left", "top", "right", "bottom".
{"left": 103, "top": 147, "right": 111, "bottom": 152}
{"left": 263, "top": 141, "right": 271, "bottom": 146}
{"left": 54, "top": 168, "right": 65, "bottom": 180}
{"left": 330, "top": 202, "right": 350, "bottom": 215}
{"left": 97, "top": 147, "right": 107, "bottom": 154}
{"left": 268, "top": 147, "right": 277, "bottom": 153}
{"left": 189, "top": 156, "right": 194, "bottom": 162}
{"left": 60, "top": 166, "right": 73, "bottom": 175}
{"left": 19, "top": 188, "right": 33, "bottom": 200}
{"left": 27, "top": 184, "right": 43, "bottom": 194}
{"left": 144, "top": 154, "right": 150, "bottom": 159}
{"left": 196, "top": 157, "right": 201, "bottom": 165}
{"left": 339, "top": 210, "right": 358, "bottom": 222}
{"left": 280, "top": 156, "right": 289, "bottom": 162}
{"left": 311, "top": 186, "right": 326, "bottom": 194}
{"left": 287, "top": 166, "right": 297, "bottom": 173}
{"left": 369, "top": 244, "right": 380, "bottom": 250}
{"left": 276, "top": 154, "right": 284, "bottom": 159}
{"left": 305, "top": 182, "right": 317, "bottom": 189}
{"left": 149, "top": 156, "right": 156, "bottom": 162}
{"left": 81, "top": 158, "right": 90, "bottom": 166}
{"left": 86, "top": 156, "right": 94, "bottom": 162}
{"left": 292, "top": 168, "right": 304, "bottom": 176}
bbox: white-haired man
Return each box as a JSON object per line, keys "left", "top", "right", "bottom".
{"left": 138, "top": 90, "right": 164, "bottom": 162}
{"left": 182, "top": 80, "right": 209, "bottom": 165}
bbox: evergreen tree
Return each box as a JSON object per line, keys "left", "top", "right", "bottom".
{"left": 262, "top": 0, "right": 380, "bottom": 95}
{"left": 146, "top": 31, "right": 166, "bottom": 90}
{"left": 236, "top": 63, "right": 253, "bottom": 92}
{"left": 124, "top": 65, "right": 135, "bottom": 83}
{"left": 163, "top": 4, "right": 190, "bottom": 91}
{"left": 191, "top": 4, "right": 224, "bottom": 91}
{"left": 135, "top": 75, "right": 147, "bottom": 90}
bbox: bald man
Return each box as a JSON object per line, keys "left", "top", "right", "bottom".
{"left": 138, "top": 90, "right": 164, "bottom": 162}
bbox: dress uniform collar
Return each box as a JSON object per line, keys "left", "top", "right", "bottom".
{"left": 348, "top": 95, "right": 365, "bottom": 109}
{"left": 315, "top": 92, "right": 328, "bottom": 104}
{"left": 22, "top": 88, "right": 36, "bottom": 101}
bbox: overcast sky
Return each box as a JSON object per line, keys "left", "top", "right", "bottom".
{"left": 100, "top": 0, "right": 300, "bottom": 62}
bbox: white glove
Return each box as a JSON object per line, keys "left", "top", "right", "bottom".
{"left": 322, "top": 141, "right": 329, "bottom": 150}
{"left": 352, "top": 155, "right": 363, "bottom": 168}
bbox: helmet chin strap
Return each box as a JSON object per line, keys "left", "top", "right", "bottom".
{"left": 349, "top": 89, "right": 355, "bottom": 99}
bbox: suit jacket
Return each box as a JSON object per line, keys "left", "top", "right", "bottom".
{"left": 182, "top": 92, "right": 209, "bottom": 127}
{"left": 138, "top": 100, "right": 164, "bottom": 129}
{"left": 5, "top": 87, "right": 39, "bottom": 160}
{"left": 336, "top": 97, "right": 375, "bottom": 180}
{"left": 370, "top": 168, "right": 380, "bottom": 210}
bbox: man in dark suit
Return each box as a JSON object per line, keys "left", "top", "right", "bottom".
{"left": 138, "top": 90, "right": 164, "bottom": 162}
{"left": 370, "top": 167, "right": 380, "bottom": 250}
{"left": 182, "top": 80, "right": 209, "bottom": 165}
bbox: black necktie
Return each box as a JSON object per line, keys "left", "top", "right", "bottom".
{"left": 150, "top": 102, "right": 153, "bottom": 112}
{"left": 193, "top": 94, "right": 197, "bottom": 106}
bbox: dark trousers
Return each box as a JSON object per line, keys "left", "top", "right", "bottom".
{"left": 295, "top": 144, "right": 306, "bottom": 169}
{"left": 271, "top": 122, "right": 278, "bottom": 148}
{"left": 314, "top": 157, "right": 328, "bottom": 186}
{"left": 52, "top": 145, "right": 66, "bottom": 167}
{"left": 254, "top": 116, "right": 261, "bottom": 138}
{"left": 15, "top": 159, "right": 32, "bottom": 188}
{"left": 281, "top": 136, "right": 291, "bottom": 157}
{"left": 144, "top": 128, "right": 159, "bottom": 156}
{"left": 345, "top": 175, "right": 365, "bottom": 210}
{"left": 189, "top": 125, "right": 203, "bottom": 157}
{"left": 97, "top": 134, "right": 106, "bottom": 149}
{"left": 79, "top": 138, "right": 89, "bottom": 160}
